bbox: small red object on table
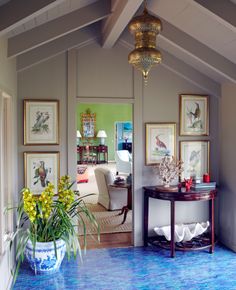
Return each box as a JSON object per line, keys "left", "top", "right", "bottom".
{"left": 184, "top": 177, "right": 192, "bottom": 191}
{"left": 203, "top": 173, "right": 210, "bottom": 183}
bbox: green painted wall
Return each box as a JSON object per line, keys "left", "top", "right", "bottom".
{"left": 77, "top": 103, "right": 132, "bottom": 161}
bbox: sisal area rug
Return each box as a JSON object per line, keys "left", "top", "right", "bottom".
{"left": 78, "top": 204, "right": 132, "bottom": 235}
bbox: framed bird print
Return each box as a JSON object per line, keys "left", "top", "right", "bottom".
{"left": 24, "top": 152, "right": 60, "bottom": 195}
{"left": 145, "top": 123, "right": 176, "bottom": 165}
{"left": 180, "top": 141, "right": 209, "bottom": 181}
{"left": 179, "top": 94, "right": 209, "bottom": 136}
{"left": 24, "top": 100, "right": 59, "bottom": 145}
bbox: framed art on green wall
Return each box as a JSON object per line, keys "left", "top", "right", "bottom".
{"left": 81, "top": 109, "right": 96, "bottom": 138}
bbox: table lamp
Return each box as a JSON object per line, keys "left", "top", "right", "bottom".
{"left": 77, "top": 130, "right": 81, "bottom": 145}
{"left": 97, "top": 130, "right": 107, "bottom": 145}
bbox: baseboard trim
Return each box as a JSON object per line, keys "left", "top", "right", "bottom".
{"left": 7, "top": 272, "right": 13, "bottom": 290}
{"left": 219, "top": 235, "right": 236, "bottom": 252}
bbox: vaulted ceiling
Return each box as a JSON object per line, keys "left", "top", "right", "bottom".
{"left": 0, "top": 0, "right": 235, "bottom": 94}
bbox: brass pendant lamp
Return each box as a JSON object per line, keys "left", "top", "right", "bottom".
{"left": 128, "top": 0, "right": 162, "bottom": 83}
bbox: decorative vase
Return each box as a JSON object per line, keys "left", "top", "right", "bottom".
{"left": 25, "top": 239, "right": 66, "bottom": 274}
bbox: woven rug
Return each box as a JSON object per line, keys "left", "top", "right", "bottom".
{"left": 78, "top": 204, "right": 132, "bottom": 235}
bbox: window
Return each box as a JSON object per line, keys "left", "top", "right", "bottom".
{"left": 0, "top": 91, "right": 13, "bottom": 254}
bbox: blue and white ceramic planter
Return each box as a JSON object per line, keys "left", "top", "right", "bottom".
{"left": 25, "top": 239, "right": 66, "bottom": 274}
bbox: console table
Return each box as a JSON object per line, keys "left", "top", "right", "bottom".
{"left": 143, "top": 186, "right": 217, "bottom": 258}
{"left": 77, "top": 145, "right": 108, "bottom": 164}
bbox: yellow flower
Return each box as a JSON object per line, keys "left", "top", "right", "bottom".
{"left": 22, "top": 188, "right": 38, "bottom": 222}
{"left": 58, "top": 176, "right": 75, "bottom": 210}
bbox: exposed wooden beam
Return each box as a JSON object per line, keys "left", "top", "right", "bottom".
{"left": 0, "top": 0, "right": 64, "bottom": 36}
{"left": 8, "top": 0, "right": 110, "bottom": 58}
{"left": 120, "top": 36, "right": 221, "bottom": 98}
{"left": 158, "top": 18, "right": 236, "bottom": 84}
{"left": 17, "top": 24, "right": 99, "bottom": 71}
{"left": 192, "top": 0, "right": 236, "bottom": 30}
{"left": 102, "top": 0, "right": 143, "bottom": 48}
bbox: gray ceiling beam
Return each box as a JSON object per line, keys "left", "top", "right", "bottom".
{"left": 102, "top": 0, "right": 143, "bottom": 48}
{"left": 16, "top": 24, "right": 100, "bottom": 72}
{"left": 8, "top": 0, "right": 110, "bottom": 58}
{"left": 0, "top": 0, "right": 64, "bottom": 36}
{"left": 158, "top": 18, "right": 236, "bottom": 84}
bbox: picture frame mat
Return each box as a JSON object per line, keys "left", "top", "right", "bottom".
{"left": 24, "top": 99, "right": 59, "bottom": 145}
{"left": 24, "top": 152, "right": 60, "bottom": 195}
{"left": 145, "top": 123, "right": 176, "bottom": 165}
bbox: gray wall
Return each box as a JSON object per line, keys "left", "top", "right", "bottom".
{"left": 143, "top": 66, "right": 219, "bottom": 231}
{"left": 77, "top": 41, "right": 219, "bottom": 244}
{"left": 0, "top": 36, "right": 17, "bottom": 290}
{"left": 17, "top": 53, "right": 68, "bottom": 190}
{"left": 77, "top": 42, "right": 133, "bottom": 98}
{"left": 17, "top": 40, "right": 220, "bottom": 247}
{"left": 219, "top": 83, "right": 236, "bottom": 251}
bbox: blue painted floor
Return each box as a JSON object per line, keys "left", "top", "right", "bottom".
{"left": 14, "top": 245, "right": 236, "bottom": 290}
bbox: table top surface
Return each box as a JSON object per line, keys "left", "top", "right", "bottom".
{"left": 143, "top": 186, "right": 217, "bottom": 201}
{"left": 110, "top": 182, "right": 131, "bottom": 189}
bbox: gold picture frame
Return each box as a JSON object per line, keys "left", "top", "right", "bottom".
{"left": 179, "top": 94, "right": 209, "bottom": 136}
{"left": 81, "top": 109, "right": 96, "bottom": 139}
{"left": 24, "top": 100, "right": 59, "bottom": 145}
{"left": 179, "top": 140, "right": 210, "bottom": 181}
{"left": 24, "top": 152, "right": 60, "bottom": 195}
{"left": 145, "top": 123, "right": 176, "bottom": 165}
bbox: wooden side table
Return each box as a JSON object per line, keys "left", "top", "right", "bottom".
{"left": 110, "top": 182, "right": 132, "bottom": 224}
{"left": 97, "top": 145, "right": 108, "bottom": 164}
{"left": 143, "top": 186, "right": 217, "bottom": 258}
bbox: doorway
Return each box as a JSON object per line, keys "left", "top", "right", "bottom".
{"left": 0, "top": 91, "right": 14, "bottom": 254}
{"left": 76, "top": 102, "right": 133, "bottom": 249}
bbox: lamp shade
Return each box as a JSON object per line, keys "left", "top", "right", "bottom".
{"left": 97, "top": 130, "right": 107, "bottom": 138}
{"left": 77, "top": 130, "right": 81, "bottom": 138}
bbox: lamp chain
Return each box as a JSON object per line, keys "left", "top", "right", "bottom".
{"left": 143, "top": 0, "right": 147, "bottom": 10}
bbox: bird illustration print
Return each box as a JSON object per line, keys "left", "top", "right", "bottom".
{"left": 156, "top": 135, "right": 167, "bottom": 150}
{"left": 32, "top": 111, "right": 50, "bottom": 134}
{"left": 188, "top": 150, "right": 201, "bottom": 176}
{"left": 33, "top": 161, "right": 49, "bottom": 187}
{"left": 190, "top": 102, "right": 201, "bottom": 121}
{"left": 187, "top": 102, "right": 203, "bottom": 129}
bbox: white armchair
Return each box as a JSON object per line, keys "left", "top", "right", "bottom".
{"left": 94, "top": 167, "right": 127, "bottom": 210}
{"left": 115, "top": 150, "right": 132, "bottom": 175}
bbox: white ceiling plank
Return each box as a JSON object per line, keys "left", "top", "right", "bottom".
{"left": 0, "top": 0, "right": 64, "bottom": 36}
{"left": 120, "top": 35, "right": 221, "bottom": 98}
{"left": 102, "top": 0, "right": 143, "bottom": 48}
{"left": 8, "top": 0, "right": 110, "bottom": 58}
{"left": 149, "top": 0, "right": 236, "bottom": 64}
{"left": 17, "top": 24, "right": 100, "bottom": 71}
{"left": 192, "top": 0, "right": 236, "bottom": 30}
